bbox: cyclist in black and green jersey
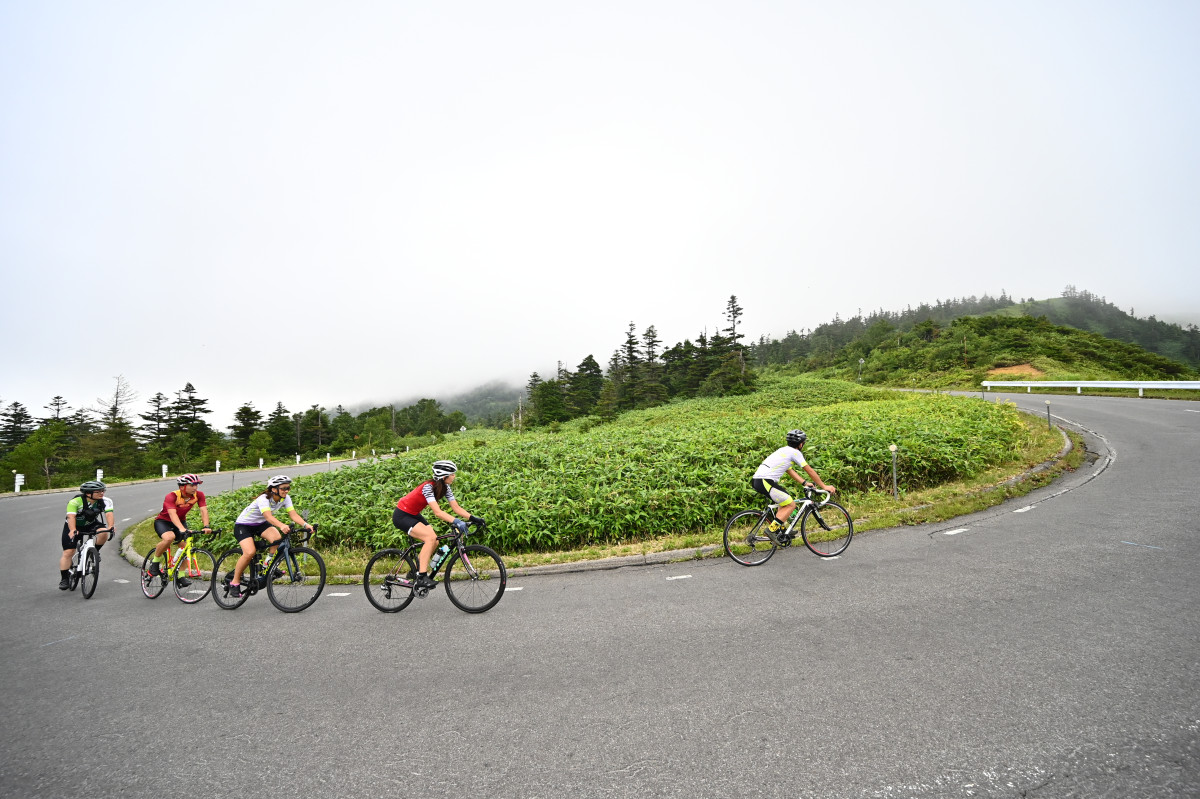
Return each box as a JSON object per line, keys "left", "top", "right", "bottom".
{"left": 59, "top": 480, "right": 115, "bottom": 590}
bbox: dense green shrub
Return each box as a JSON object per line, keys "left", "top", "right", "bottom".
{"left": 203, "top": 377, "right": 1031, "bottom": 554}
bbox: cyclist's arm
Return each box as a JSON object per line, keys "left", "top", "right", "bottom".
{"left": 447, "top": 499, "right": 471, "bottom": 520}
{"left": 259, "top": 508, "right": 289, "bottom": 532}
{"left": 167, "top": 507, "right": 186, "bottom": 532}
{"left": 65, "top": 510, "right": 78, "bottom": 538}
{"left": 199, "top": 505, "right": 211, "bottom": 529}
{"left": 801, "top": 464, "right": 835, "bottom": 493}
{"left": 104, "top": 509, "right": 117, "bottom": 531}
{"left": 428, "top": 501, "right": 457, "bottom": 525}
{"left": 286, "top": 507, "right": 312, "bottom": 530}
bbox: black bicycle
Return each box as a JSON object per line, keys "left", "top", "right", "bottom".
{"left": 724, "top": 486, "right": 853, "bottom": 566}
{"left": 211, "top": 526, "right": 326, "bottom": 613}
{"left": 363, "top": 519, "right": 506, "bottom": 614}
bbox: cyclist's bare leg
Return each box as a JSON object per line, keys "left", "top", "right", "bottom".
{"left": 774, "top": 501, "right": 796, "bottom": 525}
{"left": 409, "top": 522, "right": 437, "bottom": 572}
{"left": 153, "top": 530, "right": 176, "bottom": 559}
{"left": 232, "top": 539, "right": 257, "bottom": 583}
{"left": 95, "top": 530, "right": 109, "bottom": 547}
{"left": 59, "top": 548, "right": 75, "bottom": 570}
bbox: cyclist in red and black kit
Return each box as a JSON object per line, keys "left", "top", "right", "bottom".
{"left": 393, "top": 461, "right": 484, "bottom": 591}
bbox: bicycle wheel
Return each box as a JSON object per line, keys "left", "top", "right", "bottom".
{"left": 140, "top": 550, "right": 168, "bottom": 599}
{"left": 211, "top": 548, "right": 250, "bottom": 610}
{"left": 174, "top": 548, "right": 216, "bottom": 604}
{"left": 723, "top": 509, "right": 776, "bottom": 566}
{"left": 443, "top": 545, "right": 506, "bottom": 613}
{"left": 363, "top": 548, "right": 417, "bottom": 613}
{"left": 801, "top": 501, "right": 854, "bottom": 557}
{"left": 267, "top": 546, "right": 326, "bottom": 613}
{"left": 80, "top": 549, "right": 99, "bottom": 599}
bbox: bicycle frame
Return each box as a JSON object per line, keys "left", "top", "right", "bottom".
{"left": 165, "top": 534, "right": 203, "bottom": 580}
{"left": 73, "top": 531, "right": 98, "bottom": 574}
{"left": 244, "top": 534, "right": 306, "bottom": 590}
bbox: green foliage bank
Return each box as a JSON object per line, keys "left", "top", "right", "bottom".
{"left": 203, "top": 376, "right": 1034, "bottom": 556}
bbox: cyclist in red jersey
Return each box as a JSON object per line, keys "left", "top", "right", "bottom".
{"left": 148, "top": 474, "right": 212, "bottom": 585}
{"left": 393, "top": 461, "right": 484, "bottom": 591}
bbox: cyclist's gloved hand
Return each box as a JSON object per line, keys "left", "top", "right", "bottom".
{"left": 453, "top": 519, "right": 469, "bottom": 534}
{"left": 468, "top": 515, "right": 485, "bottom": 527}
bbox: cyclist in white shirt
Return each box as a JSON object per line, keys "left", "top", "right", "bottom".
{"left": 227, "top": 475, "right": 313, "bottom": 598}
{"left": 751, "top": 430, "right": 836, "bottom": 537}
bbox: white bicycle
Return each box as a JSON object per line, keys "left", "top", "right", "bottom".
{"left": 67, "top": 527, "right": 111, "bottom": 599}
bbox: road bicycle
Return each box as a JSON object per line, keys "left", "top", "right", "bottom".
{"left": 211, "top": 526, "right": 326, "bottom": 613}
{"left": 363, "top": 519, "right": 506, "bottom": 614}
{"left": 139, "top": 528, "right": 222, "bottom": 604}
{"left": 723, "top": 486, "right": 853, "bottom": 566}
{"left": 66, "top": 527, "right": 111, "bottom": 599}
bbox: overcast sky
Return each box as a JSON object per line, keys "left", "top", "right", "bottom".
{"left": 2, "top": 0, "right": 1198, "bottom": 428}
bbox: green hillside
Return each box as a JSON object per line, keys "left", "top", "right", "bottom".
{"left": 758, "top": 314, "right": 1197, "bottom": 388}
{"left": 200, "top": 375, "right": 1042, "bottom": 556}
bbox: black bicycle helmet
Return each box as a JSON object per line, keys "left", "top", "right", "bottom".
{"left": 80, "top": 480, "right": 107, "bottom": 494}
{"left": 786, "top": 429, "right": 807, "bottom": 448}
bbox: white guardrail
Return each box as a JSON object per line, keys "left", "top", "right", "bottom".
{"left": 981, "top": 380, "right": 1200, "bottom": 396}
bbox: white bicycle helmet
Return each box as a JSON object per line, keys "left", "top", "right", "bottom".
{"left": 176, "top": 473, "right": 203, "bottom": 486}
{"left": 267, "top": 474, "right": 293, "bottom": 488}
{"left": 432, "top": 460, "right": 457, "bottom": 479}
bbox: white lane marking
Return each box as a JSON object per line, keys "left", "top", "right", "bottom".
{"left": 113, "top": 579, "right": 130, "bottom": 584}
{"left": 42, "top": 636, "right": 80, "bottom": 647}
{"left": 121, "top": 517, "right": 132, "bottom": 522}
{"left": 820, "top": 556, "right": 841, "bottom": 561}
{"left": 1185, "top": 410, "right": 1200, "bottom": 413}
{"left": 326, "top": 592, "right": 351, "bottom": 597}
{"left": 1013, "top": 506, "right": 1034, "bottom": 513}
{"left": 508, "top": 586, "right": 523, "bottom": 591}
{"left": 666, "top": 575, "right": 692, "bottom": 581}
{"left": 944, "top": 528, "right": 968, "bottom": 536}
{"left": 1122, "top": 541, "right": 1164, "bottom": 550}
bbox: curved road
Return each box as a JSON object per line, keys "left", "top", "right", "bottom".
{"left": 1, "top": 395, "right": 1197, "bottom": 798}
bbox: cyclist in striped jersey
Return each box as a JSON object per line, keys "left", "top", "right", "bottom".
{"left": 393, "top": 461, "right": 484, "bottom": 591}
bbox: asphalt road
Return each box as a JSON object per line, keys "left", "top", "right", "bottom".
{"left": 1, "top": 395, "right": 1197, "bottom": 798}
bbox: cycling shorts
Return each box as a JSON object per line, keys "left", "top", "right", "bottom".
{"left": 392, "top": 507, "right": 427, "bottom": 533}
{"left": 154, "top": 519, "right": 185, "bottom": 539}
{"left": 751, "top": 477, "right": 794, "bottom": 506}
{"left": 234, "top": 521, "right": 274, "bottom": 542}
{"left": 61, "top": 522, "right": 103, "bottom": 551}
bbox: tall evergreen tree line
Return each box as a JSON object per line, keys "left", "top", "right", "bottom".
{"left": 0, "top": 378, "right": 469, "bottom": 491}
{"left": 523, "top": 296, "right": 757, "bottom": 427}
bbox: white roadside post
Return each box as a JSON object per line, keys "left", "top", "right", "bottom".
{"left": 161, "top": 464, "right": 168, "bottom": 478}
{"left": 14, "top": 472, "right": 24, "bottom": 493}
{"left": 96, "top": 469, "right": 104, "bottom": 482}
{"left": 889, "top": 444, "right": 899, "bottom": 500}
{"left": 215, "top": 460, "right": 221, "bottom": 473}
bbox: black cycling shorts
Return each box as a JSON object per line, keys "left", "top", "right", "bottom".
{"left": 234, "top": 521, "right": 274, "bottom": 542}
{"left": 392, "top": 507, "right": 427, "bottom": 533}
{"left": 61, "top": 522, "right": 103, "bottom": 551}
{"left": 751, "top": 477, "right": 794, "bottom": 505}
{"left": 154, "top": 519, "right": 184, "bottom": 539}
